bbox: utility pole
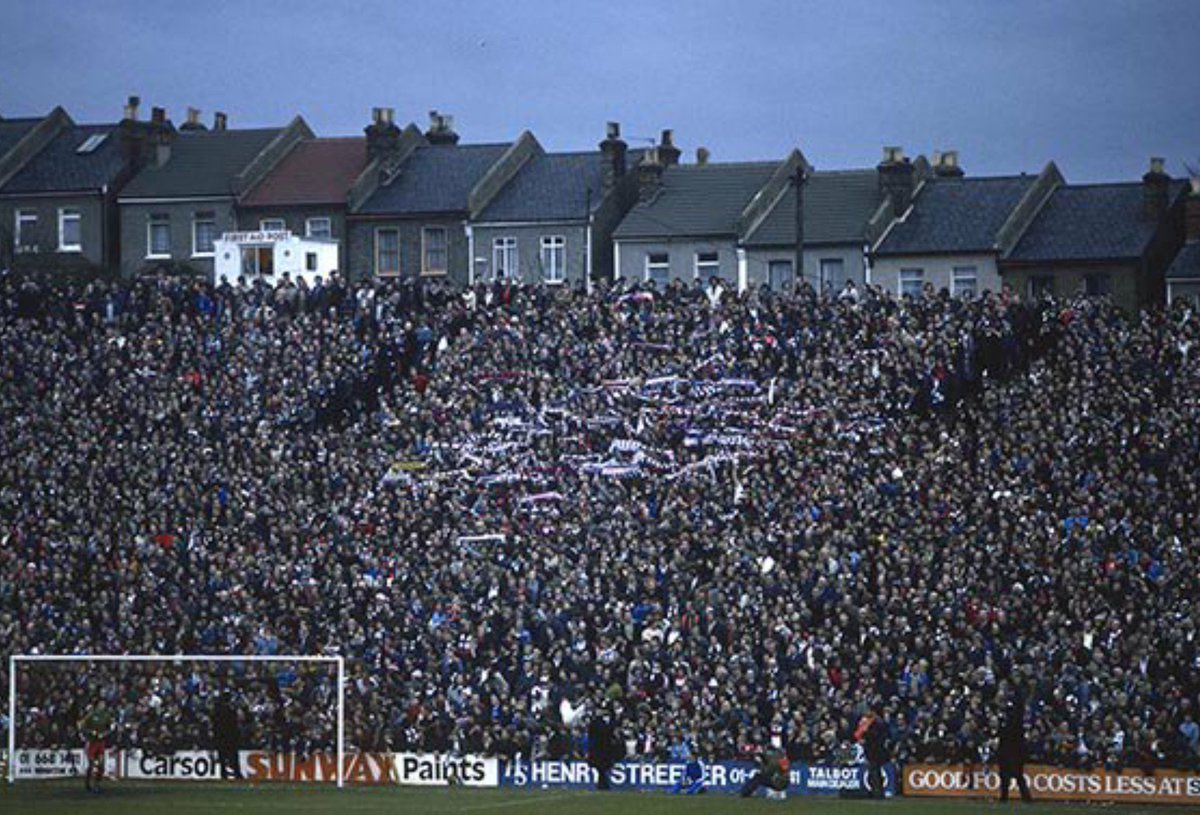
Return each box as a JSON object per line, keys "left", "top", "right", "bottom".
{"left": 792, "top": 163, "right": 808, "bottom": 289}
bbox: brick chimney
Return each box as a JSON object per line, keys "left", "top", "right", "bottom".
{"left": 657, "top": 129, "right": 681, "bottom": 167}
{"left": 637, "top": 149, "right": 665, "bottom": 202}
{"left": 426, "top": 110, "right": 460, "bottom": 145}
{"left": 1143, "top": 157, "right": 1170, "bottom": 221}
{"left": 149, "top": 107, "right": 172, "bottom": 167}
{"left": 696, "top": 147, "right": 710, "bottom": 166}
{"left": 179, "top": 106, "right": 207, "bottom": 132}
{"left": 364, "top": 107, "right": 401, "bottom": 161}
{"left": 599, "top": 122, "right": 627, "bottom": 194}
{"left": 878, "top": 146, "right": 916, "bottom": 217}
{"left": 1185, "top": 175, "right": 1200, "bottom": 242}
{"left": 933, "top": 149, "right": 964, "bottom": 178}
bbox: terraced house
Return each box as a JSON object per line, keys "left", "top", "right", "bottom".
{"left": 612, "top": 142, "right": 890, "bottom": 293}
{"left": 236, "top": 135, "right": 369, "bottom": 275}
{"left": 117, "top": 107, "right": 311, "bottom": 278}
{"left": 0, "top": 101, "right": 169, "bottom": 274}
{"left": 871, "top": 150, "right": 1188, "bottom": 311}
{"left": 346, "top": 110, "right": 505, "bottom": 283}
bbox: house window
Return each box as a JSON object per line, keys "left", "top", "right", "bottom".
{"left": 15, "top": 210, "right": 37, "bottom": 249}
{"left": 1084, "top": 273, "right": 1111, "bottom": 297}
{"left": 646, "top": 252, "right": 670, "bottom": 286}
{"left": 375, "top": 228, "right": 400, "bottom": 276}
{"left": 899, "top": 268, "right": 924, "bottom": 298}
{"left": 423, "top": 227, "right": 448, "bottom": 275}
{"left": 57, "top": 208, "right": 82, "bottom": 252}
{"left": 306, "top": 217, "right": 332, "bottom": 239}
{"left": 694, "top": 251, "right": 720, "bottom": 280}
{"left": 147, "top": 214, "right": 171, "bottom": 258}
{"left": 1029, "top": 275, "right": 1054, "bottom": 299}
{"left": 540, "top": 235, "right": 565, "bottom": 283}
{"left": 192, "top": 212, "right": 216, "bottom": 256}
{"left": 951, "top": 266, "right": 978, "bottom": 299}
{"left": 260, "top": 219, "right": 286, "bottom": 232}
{"left": 305, "top": 252, "right": 318, "bottom": 272}
{"left": 819, "top": 258, "right": 844, "bottom": 292}
{"left": 768, "top": 260, "right": 793, "bottom": 290}
{"left": 492, "top": 236, "right": 518, "bottom": 280}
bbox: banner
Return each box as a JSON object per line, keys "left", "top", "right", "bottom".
{"left": 393, "top": 753, "right": 499, "bottom": 786}
{"left": 14, "top": 750, "right": 393, "bottom": 783}
{"left": 903, "top": 763, "right": 1200, "bottom": 805}
{"left": 500, "top": 759, "right": 896, "bottom": 795}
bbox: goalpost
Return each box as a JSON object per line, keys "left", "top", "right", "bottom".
{"left": 7, "top": 654, "right": 346, "bottom": 788}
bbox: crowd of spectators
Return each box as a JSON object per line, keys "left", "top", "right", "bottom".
{"left": 1, "top": 268, "right": 1198, "bottom": 771}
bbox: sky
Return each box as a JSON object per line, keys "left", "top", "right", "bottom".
{"left": 1, "top": 0, "right": 1197, "bottom": 183}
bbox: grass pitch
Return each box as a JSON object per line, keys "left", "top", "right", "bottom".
{"left": 0, "top": 781, "right": 1183, "bottom": 815}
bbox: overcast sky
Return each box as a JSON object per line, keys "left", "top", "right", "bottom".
{"left": 2, "top": 0, "right": 1197, "bottom": 182}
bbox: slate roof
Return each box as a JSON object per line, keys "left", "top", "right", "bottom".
{"left": 1008, "top": 181, "right": 1189, "bottom": 262}
{"left": 240, "top": 137, "right": 367, "bottom": 207}
{"left": 875, "top": 175, "right": 1036, "bottom": 256}
{"left": 357, "top": 142, "right": 510, "bottom": 215}
{"left": 477, "top": 151, "right": 599, "bottom": 222}
{"left": 0, "top": 117, "right": 41, "bottom": 159}
{"left": 1167, "top": 242, "right": 1200, "bottom": 280}
{"left": 613, "top": 162, "right": 778, "bottom": 239}
{"left": 120, "top": 128, "right": 284, "bottom": 199}
{"left": 745, "top": 169, "right": 883, "bottom": 246}
{"left": 1, "top": 123, "right": 126, "bottom": 194}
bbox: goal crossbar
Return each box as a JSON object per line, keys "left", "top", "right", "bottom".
{"left": 7, "top": 654, "right": 346, "bottom": 787}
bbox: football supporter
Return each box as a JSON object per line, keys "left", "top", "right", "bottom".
{"left": 1, "top": 270, "right": 1198, "bottom": 776}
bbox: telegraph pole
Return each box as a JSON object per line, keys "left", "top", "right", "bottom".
{"left": 792, "top": 163, "right": 808, "bottom": 288}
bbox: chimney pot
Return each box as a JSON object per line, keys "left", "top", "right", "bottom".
{"left": 1149, "top": 156, "right": 1166, "bottom": 175}
{"left": 425, "top": 110, "right": 459, "bottom": 145}
{"left": 696, "top": 147, "right": 710, "bottom": 165}
{"left": 124, "top": 95, "right": 141, "bottom": 120}
{"left": 656, "top": 129, "right": 681, "bottom": 167}
{"left": 151, "top": 107, "right": 166, "bottom": 125}
{"left": 883, "top": 145, "right": 904, "bottom": 164}
{"left": 214, "top": 112, "right": 227, "bottom": 131}
{"left": 187, "top": 107, "right": 200, "bottom": 125}
{"left": 372, "top": 107, "right": 383, "bottom": 124}
{"left": 606, "top": 121, "right": 620, "bottom": 139}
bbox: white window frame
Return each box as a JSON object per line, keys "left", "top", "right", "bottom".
{"left": 899, "top": 268, "right": 924, "bottom": 298}
{"left": 14, "top": 209, "right": 37, "bottom": 249}
{"left": 540, "top": 235, "right": 566, "bottom": 283}
{"left": 57, "top": 208, "right": 82, "bottom": 253}
{"left": 375, "top": 227, "right": 401, "bottom": 277}
{"left": 305, "top": 217, "right": 332, "bottom": 239}
{"left": 492, "top": 236, "right": 518, "bottom": 281}
{"left": 260, "top": 218, "right": 286, "bottom": 232}
{"left": 191, "top": 212, "right": 216, "bottom": 258}
{"left": 645, "top": 252, "right": 670, "bottom": 284}
{"left": 146, "top": 214, "right": 171, "bottom": 259}
{"left": 951, "top": 265, "right": 977, "bottom": 299}
{"left": 694, "top": 251, "right": 720, "bottom": 280}
{"left": 423, "top": 227, "right": 449, "bottom": 276}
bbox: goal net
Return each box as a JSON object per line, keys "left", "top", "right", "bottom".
{"left": 6, "top": 654, "right": 345, "bottom": 787}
